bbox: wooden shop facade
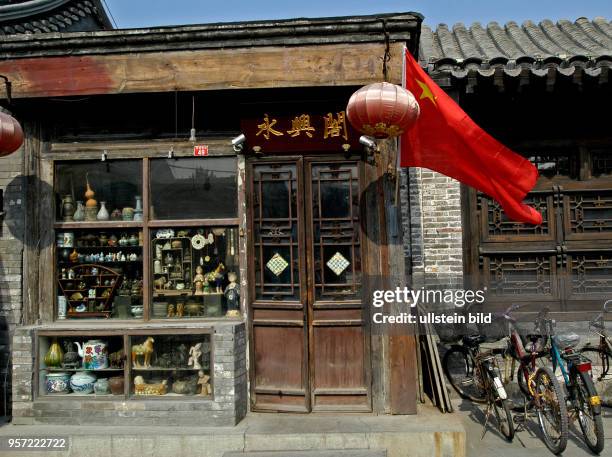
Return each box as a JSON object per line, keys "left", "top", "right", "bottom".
{"left": 0, "top": 12, "right": 422, "bottom": 424}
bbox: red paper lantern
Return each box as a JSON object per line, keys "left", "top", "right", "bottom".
{"left": 0, "top": 111, "right": 23, "bottom": 156}
{"left": 346, "top": 82, "right": 420, "bottom": 139}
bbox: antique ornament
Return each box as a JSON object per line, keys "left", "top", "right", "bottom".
{"left": 191, "top": 234, "right": 206, "bottom": 250}
{"left": 131, "top": 337, "right": 155, "bottom": 368}
{"left": 188, "top": 343, "right": 203, "bottom": 370}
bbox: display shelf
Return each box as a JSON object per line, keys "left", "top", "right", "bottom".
{"left": 44, "top": 367, "right": 123, "bottom": 372}
{"left": 67, "top": 311, "right": 112, "bottom": 318}
{"left": 55, "top": 221, "right": 143, "bottom": 229}
{"left": 132, "top": 367, "right": 202, "bottom": 371}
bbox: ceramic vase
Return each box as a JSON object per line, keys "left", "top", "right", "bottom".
{"left": 122, "top": 207, "right": 134, "bottom": 221}
{"left": 44, "top": 339, "right": 64, "bottom": 368}
{"left": 45, "top": 372, "right": 71, "bottom": 394}
{"left": 70, "top": 371, "right": 96, "bottom": 394}
{"left": 84, "top": 206, "right": 98, "bottom": 222}
{"left": 94, "top": 378, "right": 110, "bottom": 394}
{"left": 109, "top": 376, "right": 124, "bottom": 395}
{"left": 57, "top": 296, "right": 67, "bottom": 320}
{"left": 61, "top": 195, "right": 75, "bottom": 222}
{"left": 97, "top": 201, "right": 110, "bottom": 221}
{"left": 133, "top": 196, "right": 143, "bottom": 221}
{"left": 73, "top": 201, "right": 85, "bottom": 221}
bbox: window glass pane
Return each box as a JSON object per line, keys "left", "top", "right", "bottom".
{"left": 150, "top": 158, "right": 237, "bottom": 220}
{"left": 151, "top": 226, "right": 240, "bottom": 319}
{"left": 55, "top": 160, "right": 143, "bottom": 222}
{"left": 56, "top": 229, "right": 144, "bottom": 319}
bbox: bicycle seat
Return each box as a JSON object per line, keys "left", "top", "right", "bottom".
{"left": 462, "top": 334, "right": 486, "bottom": 347}
{"left": 553, "top": 333, "right": 580, "bottom": 349}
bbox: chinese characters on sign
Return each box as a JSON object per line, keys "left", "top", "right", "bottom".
{"left": 256, "top": 112, "right": 348, "bottom": 141}
{"left": 242, "top": 110, "right": 359, "bottom": 154}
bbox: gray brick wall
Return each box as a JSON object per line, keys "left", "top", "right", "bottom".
{"left": 12, "top": 323, "right": 248, "bottom": 426}
{"left": 401, "top": 167, "right": 463, "bottom": 288}
{"left": 0, "top": 146, "right": 25, "bottom": 417}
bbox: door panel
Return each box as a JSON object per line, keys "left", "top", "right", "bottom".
{"left": 249, "top": 160, "right": 309, "bottom": 412}
{"left": 307, "top": 160, "right": 370, "bottom": 411}
{"left": 249, "top": 157, "right": 370, "bottom": 412}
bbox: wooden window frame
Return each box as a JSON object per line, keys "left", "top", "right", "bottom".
{"left": 43, "top": 140, "right": 242, "bottom": 323}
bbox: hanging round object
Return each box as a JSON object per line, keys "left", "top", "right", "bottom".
{"left": 346, "top": 82, "right": 420, "bottom": 139}
{"left": 191, "top": 234, "right": 206, "bottom": 250}
{"left": 0, "top": 111, "right": 23, "bottom": 156}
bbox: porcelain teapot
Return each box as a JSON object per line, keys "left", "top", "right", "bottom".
{"left": 74, "top": 339, "right": 109, "bottom": 370}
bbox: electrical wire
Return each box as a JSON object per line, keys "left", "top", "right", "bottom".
{"left": 102, "top": 0, "right": 119, "bottom": 29}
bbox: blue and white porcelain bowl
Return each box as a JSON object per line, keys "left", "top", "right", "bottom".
{"left": 70, "top": 371, "right": 96, "bottom": 394}
{"left": 45, "top": 372, "right": 71, "bottom": 394}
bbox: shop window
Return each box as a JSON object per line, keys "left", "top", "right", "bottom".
{"left": 55, "top": 160, "right": 142, "bottom": 222}
{"left": 149, "top": 157, "right": 237, "bottom": 220}
{"left": 38, "top": 331, "right": 213, "bottom": 399}
{"left": 151, "top": 226, "right": 239, "bottom": 318}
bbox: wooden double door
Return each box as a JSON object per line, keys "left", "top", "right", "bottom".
{"left": 247, "top": 156, "right": 371, "bottom": 412}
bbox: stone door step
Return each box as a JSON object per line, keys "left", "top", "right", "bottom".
{"left": 224, "top": 451, "right": 386, "bottom": 457}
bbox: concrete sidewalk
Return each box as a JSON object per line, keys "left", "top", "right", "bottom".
{"left": 453, "top": 398, "right": 612, "bottom": 457}
{"left": 0, "top": 406, "right": 465, "bottom": 457}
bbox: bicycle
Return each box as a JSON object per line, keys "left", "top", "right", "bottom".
{"left": 504, "top": 304, "right": 569, "bottom": 454}
{"left": 535, "top": 308, "right": 604, "bottom": 454}
{"left": 443, "top": 334, "right": 515, "bottom": 441}
{"left": 580, "top": 300, "right": 612, "bottom": 388}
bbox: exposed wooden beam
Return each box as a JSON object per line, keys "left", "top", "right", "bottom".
{"left": 0, "top": 42, "right": 404, "bottom": 99}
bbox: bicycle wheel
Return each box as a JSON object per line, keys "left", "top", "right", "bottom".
{"left": 442, "top": 345, "right": 486, "bottom": 403}
{"left": 534, "top": 366, "right": 568, "bottom": 455}
{"left": 579, "top": 347, "right": 610, "bottom": 383}
{"left": 572, "top": 369, "right": 604, "bottom": 454}
{"left": 492, "top": 398, "right": 515, "bottom": 441}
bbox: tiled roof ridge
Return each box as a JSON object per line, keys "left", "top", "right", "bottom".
{"left": 421, "top": 17, "right": 612, "bottom": 66}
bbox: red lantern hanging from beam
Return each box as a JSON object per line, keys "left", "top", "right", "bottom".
{"left": 346, "top": 82, "right": 420, "bottom": 139}
{"left": 0, "top": 111, "right": 23, "bottom": 156}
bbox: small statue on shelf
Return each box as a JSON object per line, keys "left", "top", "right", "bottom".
{"left": 193, "top": 265, "right": 205, "bottom": 295}
{"left": 188, "top": 342, "right": 202, "bottom": 369}
{"left": 197, "top": 370, "right": 212, "bottom": 396}
{"left": 62, "top": 341, "right": 80, "bottom": 369}
{"left": 166, "top": 303, "right": 175, "bottom": 318}
{"left": 131, "top": 336, "right": 155, "bottom": 368}
{"left": 225, "top": 271, "right": 240, "bottom": 317}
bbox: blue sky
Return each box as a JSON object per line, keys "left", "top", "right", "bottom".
{"left": 103, "top": 0, "right": 612, "bottom": 29}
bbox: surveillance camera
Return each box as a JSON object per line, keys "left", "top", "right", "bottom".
{"left": 231, "top": 133, "right": 246, "bottom": 152}
{"left": 359, "top": 135, "right": 377, "bottom": 149}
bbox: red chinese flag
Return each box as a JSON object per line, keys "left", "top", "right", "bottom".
{"left": 401, "top": 50, "right": 542, "bottom": 225}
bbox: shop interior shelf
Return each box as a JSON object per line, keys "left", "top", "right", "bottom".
{"left": 43, "top": 367, "right": 124, "bottom": 372}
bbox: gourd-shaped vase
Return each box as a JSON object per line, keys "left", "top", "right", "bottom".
{"left": 44, "top": 339, "right": 64, "bottom": 368}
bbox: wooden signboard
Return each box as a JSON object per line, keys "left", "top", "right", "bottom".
{"left": 241, "top": 111, "right": 361, "bottom": 153}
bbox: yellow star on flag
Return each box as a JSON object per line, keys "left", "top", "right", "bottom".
{"left": 416, "top": 79, "right": 437, "bottom": 106}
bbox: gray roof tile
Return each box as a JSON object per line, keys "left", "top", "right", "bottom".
{"left": 421, "top": 17, "right": 612, "bottom": 79}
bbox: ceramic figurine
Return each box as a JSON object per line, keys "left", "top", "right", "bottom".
{"left": 74, "top": 339, "right": 108, "bottom": 370}
{"left": 188, "top": 342, "right": 202, "bottom": 370}
{"left": 154, "top": 259, "right": 162, "bottom": 274}
{"left": 73, "top": 200, "right": 85, "bottom": 221}
{"left": 45, "top": 372, "right": 71, "bottom": 394}
{"left": 61, "top": 195, "right": 75, "bottom": 221}
{"left": 166, "top": 303, "right": 175, "bottom": 318}
{"left": 134, "top": 196, "right": 143, "bottom": 221}
{"left": 197, "top": 370, "right": 212, "bottom": 396}
{"left": 59, "top": 341, "right": 78, "bottom": 369}
{"left": 133, "top": 376, "right": 167, "bottom": 396}
{"left": 176, "top": 302, "right": 184, "bottom": 317}
{"left": 97, "top": 201, "right": 110, "bottom": 220}
{"left": 70, "top": 371, "right": 96, "bottom": 394}
{"left": 193, "top": 265, "right": 205, "bottom": 295}
{"left": 57, "top": 296, "right": 67, "bottom": 320}
{"left": 155, "top": 243, "right": 163, "bottom": 260}
{"left": 131, "top": 336, "right": 154, "bottom": 368}
{"left": 44, "top": 338, "right": 64, "bottom": 368}
{"left": 213, "top": 263, "right": 225, "bottom": 293}
{"left": 225, "top": 271, "right": 240, "bottom": 317}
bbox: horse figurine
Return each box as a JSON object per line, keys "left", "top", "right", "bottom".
{"left": 131, "top": 336, "right": 155, "bottom": 368}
